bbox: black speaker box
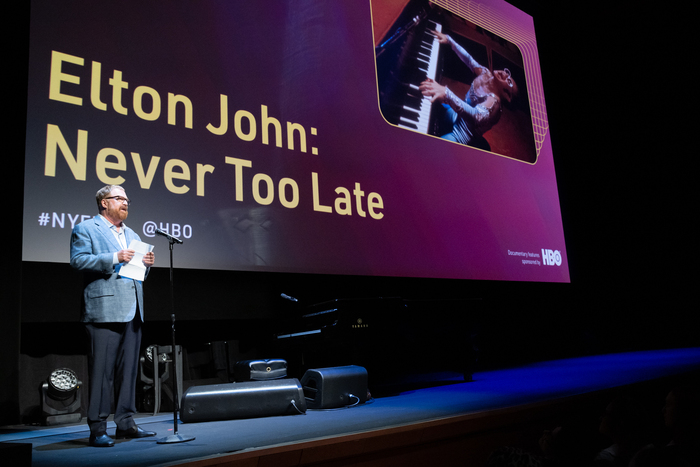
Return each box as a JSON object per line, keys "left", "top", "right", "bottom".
{"left": 300, "top": 365, "right": 368, "bottom": 409}
{"left": 180, "top": 378, "right": 306, "bottom": 423}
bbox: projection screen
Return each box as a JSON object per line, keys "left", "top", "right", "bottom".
{"left": 23, "top": 0, "right": 569, "bottom": 283}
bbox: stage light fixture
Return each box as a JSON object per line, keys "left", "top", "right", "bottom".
{"left": 142, "top": 344, "right": 169, "bottom": 376}
{"left": 40, "top": 368, "right": 83, "bottom": 426}
{"left": 48, "top": 368, "right": 78, "bottom": 395}
{"left": 138, "top": 344, "right": 183, "bottom": 415}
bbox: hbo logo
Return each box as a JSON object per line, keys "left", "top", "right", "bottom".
{"left": 541, "top": 249, "right": 562, "bottom": 266}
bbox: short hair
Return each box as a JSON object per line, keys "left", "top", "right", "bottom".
{"left": 95, "top": 185, "right": 123, "bottom": 211}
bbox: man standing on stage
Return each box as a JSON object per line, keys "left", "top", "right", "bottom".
{"left": 70, "top": 185, "right": 156, "bottom": 447}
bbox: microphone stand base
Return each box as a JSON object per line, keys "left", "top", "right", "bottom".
{"left": 157, "top": 434, "right": 196, "bottom": 444}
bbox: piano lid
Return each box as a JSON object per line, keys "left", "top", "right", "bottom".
{"left": 274, "top": 297, "right": 407, "bottom": 341}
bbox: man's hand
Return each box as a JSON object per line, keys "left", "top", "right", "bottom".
{"left": 118, "top": 249, "right": 136, "bottom": 263}
{"left": 143, "top": 251, "right": 155, "bottom": 267}
{"left": 419, "top": 78, "right": 446, "bottom": 104}
{"left": 430, "top": 30, "right": 450, "bottom": 45}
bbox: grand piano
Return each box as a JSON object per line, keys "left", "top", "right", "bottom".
{"left": 270, "top": 296, "right": 480, "bottom": 387}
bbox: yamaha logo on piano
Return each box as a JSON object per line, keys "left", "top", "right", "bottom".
{"left": 352, "top": 318, "right": 369, "bottom": 329}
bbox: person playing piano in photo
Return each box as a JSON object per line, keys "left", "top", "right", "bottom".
{"left": 419, "top": 30, "right": 518, "bottom": 147}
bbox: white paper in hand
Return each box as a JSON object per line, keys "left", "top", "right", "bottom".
{"left": 118, "top": 240, "right": 154, "bottom": 281}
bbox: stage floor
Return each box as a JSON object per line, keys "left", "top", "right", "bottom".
{"left": 3, "top": 347, "right": 700, "bottom": 467}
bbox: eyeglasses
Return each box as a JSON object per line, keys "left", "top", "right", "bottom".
{"left": 504, "top": 68, "right": 514, "bottom": 88}
{"left": 105, "top": 196, "right": 131, "bottom": 206}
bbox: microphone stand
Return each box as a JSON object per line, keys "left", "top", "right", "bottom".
{"left": 156, "top": 234, "right": 195, "bottom": 444}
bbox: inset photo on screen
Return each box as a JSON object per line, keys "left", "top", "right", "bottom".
{"left": 373, "top": 0, "right": 537, "bottom": 163}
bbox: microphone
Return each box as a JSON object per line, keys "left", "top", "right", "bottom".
{"left": 280, "top": 293, "right": 298, "bottom": 302}
{"left": 155, "top": 228, "right": 183, "bottom": 244}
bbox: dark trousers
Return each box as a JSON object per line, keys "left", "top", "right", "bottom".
{"left": 85, "top": 314, "right": 142, "bottom": 435}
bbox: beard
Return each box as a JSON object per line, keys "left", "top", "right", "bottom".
{"left": 105, "top": 204, "right": 128, "bottom": 224}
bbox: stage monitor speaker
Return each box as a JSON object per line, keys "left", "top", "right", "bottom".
{"left": 180, "top": 378, "right": 306, "bottom": 423}
{"left": 300, "top": 365, "right": 368, "bottom": 409}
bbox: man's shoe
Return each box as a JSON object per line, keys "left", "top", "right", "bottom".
{"left": 89, "top": 433, "right": 115, "bottom": 447}
{"left": 115, "top": 425, "right": 157, "bottom": 439}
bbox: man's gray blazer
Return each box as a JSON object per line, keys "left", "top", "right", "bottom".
{"left": 70, "top": 216, "right": 146, "bottom": 323}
